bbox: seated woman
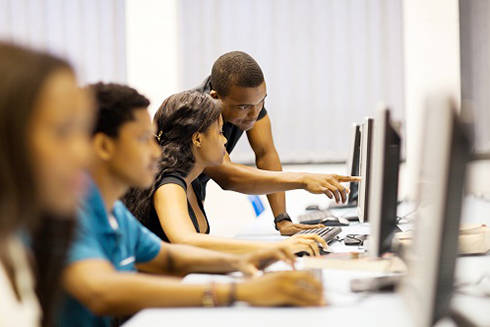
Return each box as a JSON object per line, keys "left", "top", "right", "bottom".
{"left": 0, "top": 42, "right": 93, "bottom": 326}
{"left": 124, "top": 91, "right": 327, "bottom": 255}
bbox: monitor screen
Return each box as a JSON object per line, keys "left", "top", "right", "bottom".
{"left": 368, "top": 107, "right": 401, "bottom": 257}
{"left": 357, "top": 117, "right": 374, "bottom": 223}
{"left": 400, "top": 97, "right": 471, "bottom": 327}
{"left": 346, "top": 124, "right": 361, "bottom": 205}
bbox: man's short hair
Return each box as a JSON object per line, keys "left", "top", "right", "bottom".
{"left": 210, "top": 51, "right": 264, "bottom": 97}
{"left": 90, "top": 82, "right": 150, "bottom": 137}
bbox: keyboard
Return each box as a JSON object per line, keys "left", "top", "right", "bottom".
{"left": 294, "top": 226, "right": 342, "bottom": 244}
{"left": 297, "top": 209, "right": 333, "bottom": 224}
{"left": 297, "top": 210, "right": 351, "bottom": 226}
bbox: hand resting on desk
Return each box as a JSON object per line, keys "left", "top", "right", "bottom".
{"left": 237, "top": 271, "right": 325, "bottom": 307}
{"left": 276, "top": 220, "right": 327, "bottom": 236}
{"left": 236, "top": 246, "right": 297, "bottom": 277}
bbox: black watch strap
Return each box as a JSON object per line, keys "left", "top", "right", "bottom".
{"left": 274, "top": 213, "right": 292, "bottom": 230}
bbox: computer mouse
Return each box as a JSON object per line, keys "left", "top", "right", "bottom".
{"left": 305, "top": 204, "right": 320, "bottom": 211}
{"left": 344, "top": 234, "right": 368, "bottom": 246}
{"left": 337, "top": 217, "right": 351, "bottom": 226}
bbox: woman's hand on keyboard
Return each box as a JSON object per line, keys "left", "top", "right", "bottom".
{"left": 277, "top": 234, "right": 328, "bottom": 256}
{"left": 236, "top": 246, "right": 297, "bottom": 277}
{"left": 237, "top": 271, "right": 325, "bottom": 307}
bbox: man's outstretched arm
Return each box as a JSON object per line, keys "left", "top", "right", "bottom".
{"left": 204, "top": 114, "right": 360, "bottom": 234}
{"left": 246, "top": 115, "right": 325, "bottom": 235}
{"left": 204, "top": 154, "right": 358, "bottom": 201}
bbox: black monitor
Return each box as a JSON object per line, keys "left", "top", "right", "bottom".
{"left": 400, "top": 97, "right": 471, "bottom": 327}
{"left": 330, "top": 124, "right": 361, "bottom": 209}
{"left": 357, "top": 118, "right": 374, "bottom": 223}
{"left": 368, "top": 107, "right": 401, "bottom": 257}
{"left": 346, "top": 124, "right": 361, "bottom": 205}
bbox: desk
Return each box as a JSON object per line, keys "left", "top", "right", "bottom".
{"left": 123, "top": 195, "right": 490, "bottom": 327}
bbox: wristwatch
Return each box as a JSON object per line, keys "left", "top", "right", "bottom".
{"left": 274, "top": 212, "right": 292, "bottom": 230}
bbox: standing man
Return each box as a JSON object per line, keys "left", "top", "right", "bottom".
{"left": 192, "top": 51, "right": 359, "bottom": 235}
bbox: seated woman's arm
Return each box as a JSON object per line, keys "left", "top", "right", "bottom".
{"left": 136, "top": 241, "right": 296, "bottom": 277}
{"left": 153, "top": 184, "right": 327, "bottom": 255}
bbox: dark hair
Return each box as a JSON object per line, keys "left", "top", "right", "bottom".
{"left": 0, "top": 42, "right": 74, "bottom": 327}
{"left": 123, "top": 91, "right": 221, "bottom": 223}
{"left": 154, "top": 91, "right": 222, "bottom": 176}
{"left": 89, "top": 82, "right": 150, "bottom": 137}
{"left": 210, "top": 51, "right": 265, "bottom": 97}
{"left": 32, "top": 213, "right": 76, "bottom": 327}
{"left": 0, "top": 42, "right": 72, "bottom": 238}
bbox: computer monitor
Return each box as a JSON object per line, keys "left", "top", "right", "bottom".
{"left": 357, "top": 118, "right": 374, "bottom": 223}
{"left": 330, "top": 124, "right": 361, "bottom": 210}
{"left": 400, "top": 98, "right": 471, "bottom": 327}
{"left": 368, "top": 107, "right": 401, "bottom": 257}
{"left": 346, "top": 124, "right": 361, "bottom": 205}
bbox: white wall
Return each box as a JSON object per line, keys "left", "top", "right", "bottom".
{"left": 178, "top": 0, "right": 404, "bottom": 164}
{"left": 125, "top": 0, "right": 180, "bottom": 117}
{"left": 467, "top": 161, "right": 490, "bottom": 197}
{"left": 402, "top": 0, "right": 462, "bottom": 199}
{"left": 0, "top": 0, "right": 126, "bottom": 85}
{"left": 402, "top": 0, "right": 490, "bottom": 197}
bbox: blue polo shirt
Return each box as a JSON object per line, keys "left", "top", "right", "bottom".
{"left": 57, "top": 179, "right": 162, "bottom": 327}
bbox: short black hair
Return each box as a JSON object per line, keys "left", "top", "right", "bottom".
{"left": 90, "top": 82, "right": 150, "bottom": 137}
{"left": 210, "top": 51, "right": 264, "bottom": 97}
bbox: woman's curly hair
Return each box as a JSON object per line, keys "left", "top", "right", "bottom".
{"left": 122, "top": 91, "right": 221, "bottom": 223}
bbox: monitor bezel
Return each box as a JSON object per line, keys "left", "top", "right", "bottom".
{"left": 346, "top": 123, "right": 361, "bottom": 205}
{"left": 399, "top": 99, "right": 470, "bottom": 327}
{"left": 357, "top": 118, "right": 374, "bottom": 223}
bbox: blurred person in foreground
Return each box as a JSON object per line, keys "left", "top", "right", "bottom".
{"left": 0, "top": 42, "right": 94, "bottom": 327}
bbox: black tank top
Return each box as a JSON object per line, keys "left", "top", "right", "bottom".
{"left": 144, "top": 172, "right": 210, "bottom": 242}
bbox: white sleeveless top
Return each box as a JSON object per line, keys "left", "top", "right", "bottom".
{"left": 0, "top": 237, "right": 41, "bottom": 327}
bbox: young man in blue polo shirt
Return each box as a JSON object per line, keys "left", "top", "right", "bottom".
{"left": 57, "top": 83, "right": 324, "bottom": 327}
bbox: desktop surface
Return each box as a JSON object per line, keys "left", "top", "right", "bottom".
{"left": 123, "top": 294, "right": 414, "bottom": 327}
{"left": 123, "top": 195, "right": 489, "bottom": 327}
{"left": 123, "top": 162, "right": 490, "bottom": 327}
